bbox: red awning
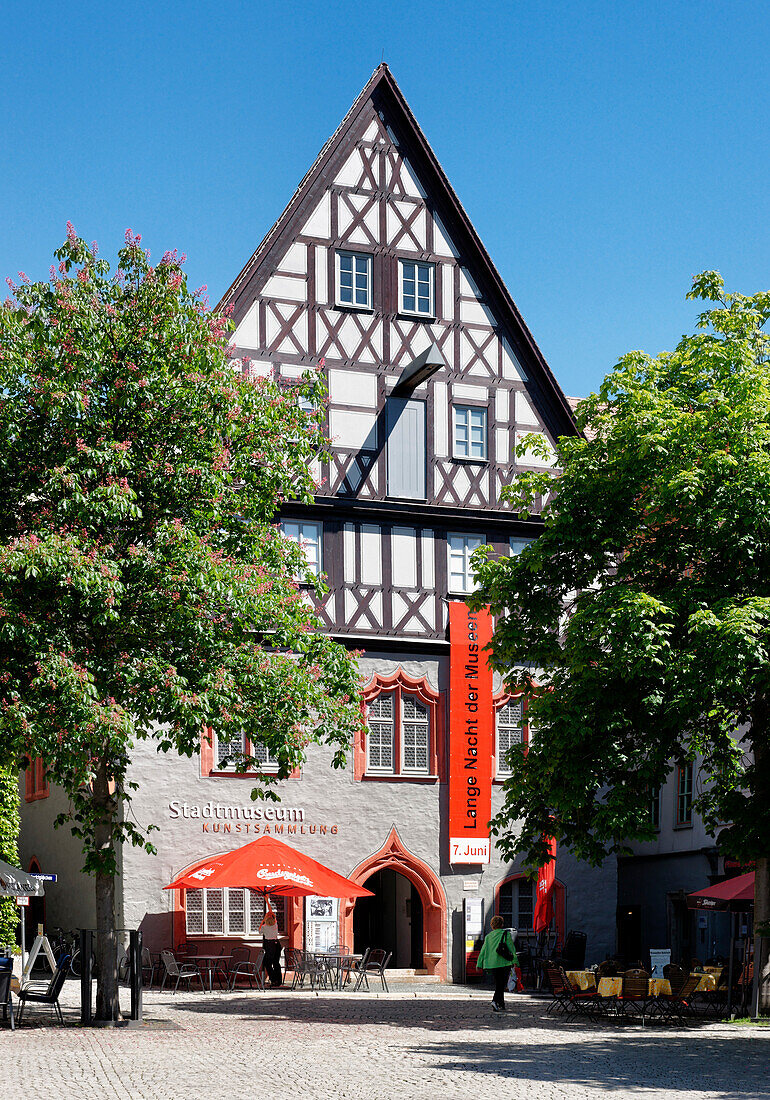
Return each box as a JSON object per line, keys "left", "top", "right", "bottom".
{"left": 687, "top": 871, "right": 755, "bottom": 910}
{"left": 164, "top": 835, "right": 373, "bottom": 899}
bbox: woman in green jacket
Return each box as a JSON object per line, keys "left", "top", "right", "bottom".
{"left": 476, "top": 915, "right": 518, "bottom": 1012}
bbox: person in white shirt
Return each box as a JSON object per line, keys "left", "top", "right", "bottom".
{"left": 260, "top": 912, "right": 282, "bottom": 987}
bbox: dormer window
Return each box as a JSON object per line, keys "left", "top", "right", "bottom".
{"left": 399, "top": 260, "right": 434, "bottom": 317}
{"left": 336, "top": 250, "right": 372, "bottom": 310}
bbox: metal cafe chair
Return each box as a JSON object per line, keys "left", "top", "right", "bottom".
{"left": 16, "top": 954, "right": 71, "bottom": 1025}
{"left": 141, "top": 947, "right": 158, "bottom": 989}
{"left": 228, "top": 946, "right": 265, "bottom": 991}
{"left": 159, "top": 950, "right": 205, "bottom": 994}
{"left": 294, "top": 951, "right": 330, "bottom": 991}
{"left": 353, "top": 948, "right": 392, "bottom": 992}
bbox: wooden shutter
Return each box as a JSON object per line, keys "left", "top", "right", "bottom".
{"left": 386, "top": 398, "right": 426, "bottom": 500}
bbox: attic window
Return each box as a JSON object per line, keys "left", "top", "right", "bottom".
{"left": 336, "top": 251, "right": 372, "bottom": 310}
{"left": 399, "top": 260, "right": 434, "bottom": 318}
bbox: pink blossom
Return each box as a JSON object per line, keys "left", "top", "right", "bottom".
{"left": 66, "top": 222, "right": 77, "bottom": 244}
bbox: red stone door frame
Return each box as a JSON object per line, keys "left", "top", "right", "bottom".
{"left": 341, "top": 827, "right": 448, "bottom": 979}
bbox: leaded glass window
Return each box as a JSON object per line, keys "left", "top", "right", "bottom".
{"left": 401, "top": 695, "right": 429, "bottom": 773}
{"left": 252, "top": 740, "right": 279, "bottom": 772}
{"left": 367, "top": 693, "right": 394, "bottom": 772}
{"left": 185, "top": 888, "right": 285, "bottom": 936}
{"left": 215, "top": 732, "right": 245, "bottom": 771}
{"left": 496, "top": 700, "right": 524, "bottom": 778}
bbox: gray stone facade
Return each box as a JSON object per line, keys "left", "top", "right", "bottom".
{"left": 20, "top": 649, "right": 618, "bottom": 981}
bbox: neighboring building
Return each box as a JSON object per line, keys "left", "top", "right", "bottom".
{"left": 617, "top": 760, "right": 745, "bottom": 967}
{"left": 20, "top": 65, "right": 618, "bottom": 978}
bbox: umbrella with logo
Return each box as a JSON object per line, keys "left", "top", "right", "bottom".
{"left": 687, "top": 871, "right": 755, "bottom": 1015}
{"left": 0, "top": 859, "right": 46, "bottom": 978}
{"left": 687, "top": 871, "right": 755, "bottom": 912}
{"left": 0, "top": 859, "right": 44, "bottom": 900}
{"left": 164, "top": 836, "right": 373, "bottom": 987}
{"left": 164, "top": 835, "right": 373, "bottom": 899}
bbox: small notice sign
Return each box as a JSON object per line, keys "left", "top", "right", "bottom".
{"left": 15, "top": 896, "right": 29, "bottom": 907}
{"left": 649, "top": 949, "right": 671, "bottom": 975}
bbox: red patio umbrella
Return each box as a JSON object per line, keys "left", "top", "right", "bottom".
{"left": 687, "top": 871, "right": 755, "bottom": 1017}
{"left": 164, "top": 835, "right": 373, "bottom": 899}
{"left": 687, "top": 871, "right": 755, "bottom": 911}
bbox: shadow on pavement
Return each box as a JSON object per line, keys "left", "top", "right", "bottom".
{"left": 406, "top": 1034, "right": 770, "bottom": 1099}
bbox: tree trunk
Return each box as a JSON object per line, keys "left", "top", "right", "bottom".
{"left": 93, "top": 758, "right": 119, "bottom": 1024}
{"left": 755, "top": 855, "right": 770, "bottom": 1017}
{"left": 752, "top": 717, "right": 770, "bottom": 1016}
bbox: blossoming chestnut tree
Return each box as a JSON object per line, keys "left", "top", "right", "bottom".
{"left": 0, "top": 228, "right": 362, "bottom": 1022}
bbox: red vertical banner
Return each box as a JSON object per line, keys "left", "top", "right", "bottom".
{"left": 448, "top": 602, "right": 494, "bottom": 864}
{"left": 533, "top": 837, "right": 557, "bottom": 932}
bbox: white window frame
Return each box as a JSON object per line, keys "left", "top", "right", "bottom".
{"left": 366, "top": 691, "right": 396, "bottom": 775}
{"left": 509, "top": 536, "right": 534, "bottom": 556}
{"left": 365, "top": 688, "right": 432, "bottom": 777}
{"left": 213, "top": 731, "right": 247, "bottom": 772}
{"left": 281, "top": 520, "right": 322, "bottom": 579}
{"left": 185, "top": 888, "right": 285, "bottom": 936}
{"left": 251, "top": 739, "right": 280, "bottom": 774}
{"left": 495, "top": 699, "right": 524, "bottom": 779}
{"left": 398, "top": 259, "right": 435, "bottom": 318}
{"left": 453, "top": 405, "right": 487, "bottom": 460}
{"left": 336, "top": 250, "right": 373, "bottom": 311}
{"left": 400, "top": 694, "right": 430, "bottom": 776}
{"left": 447, "top": 533, "right": 485, "bottom": 594}
{"left": 212, "top": 731, "right": 280, "bottom": 774}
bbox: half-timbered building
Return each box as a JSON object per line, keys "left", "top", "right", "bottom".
{"left": 20, "top": 66, "right": 618, "bottom": 979}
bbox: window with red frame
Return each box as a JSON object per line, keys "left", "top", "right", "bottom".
{"left": 495, "top": 696, "right": 528, "bottom": 779}
{"left": 25, "top": 758, "right": 49, "bottom": 802}
{"left": 676, "top": 764, "right": 693, "bottom": 826}
{"left": 200, "top": 728, "right": 301, "bottom": 778}
{"left": 213, "top": 731, "right": 279, "bottom": 774}
{"left": 361, "top": 674, "right": 441, "bottom": 779}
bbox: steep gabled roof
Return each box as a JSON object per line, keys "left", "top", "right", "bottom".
{"left": 219, "top": 64, "right": 576, "bottom": 437}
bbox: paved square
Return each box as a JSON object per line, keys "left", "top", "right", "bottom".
{"left": 1, "top": 983, "right": 768, "bottom": 1099}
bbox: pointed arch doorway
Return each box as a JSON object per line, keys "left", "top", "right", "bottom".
{"left": 342, "top": 828, "right": 447, "bottom": 979}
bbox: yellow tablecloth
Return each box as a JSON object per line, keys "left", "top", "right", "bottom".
{"left": 597, "top": 977, "right": 623, "bottom": 997}
{"left": 693, "top": 972, "right": 717, "bottom": 993}
{"left": 565, "top": 970, "right": 596, "bottom": 991}
{"left": 565, "top": 973, "right": 673, "bottom": 998}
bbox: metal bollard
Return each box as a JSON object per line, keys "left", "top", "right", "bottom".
{"left": 80, "top": 929, "right": 93, "bottom": 1025}
{"left": 128, "top": 929, "right": 143, "bottom": 1022}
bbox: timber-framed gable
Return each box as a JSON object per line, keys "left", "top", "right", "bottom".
{"left": 220, "top": 64, "right": 578, "bottom": 641}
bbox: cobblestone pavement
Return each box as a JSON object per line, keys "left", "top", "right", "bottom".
{"left": 1, "top": 981, "right": 769, "bottom": 1100}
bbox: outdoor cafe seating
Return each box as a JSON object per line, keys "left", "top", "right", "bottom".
{"left": 547, "top": 957, "right": 732, "bottom": 1023}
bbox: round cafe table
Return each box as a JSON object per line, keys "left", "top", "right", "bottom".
{"left": 195, "top": 954, "right": 232, "bottom": 992}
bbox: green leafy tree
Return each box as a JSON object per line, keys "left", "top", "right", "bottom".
{"left": 0, "top": 765, "right": 21, "bottom": 945}
{"left": 472, "top": 273, "right": 770, "bottom": 1013}
{"left": 0, "top": 227, "right": 362, "bottom": 1021}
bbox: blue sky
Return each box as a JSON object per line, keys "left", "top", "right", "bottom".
{"left": 2, "top": 1, "right": 768, "bottom": 397}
